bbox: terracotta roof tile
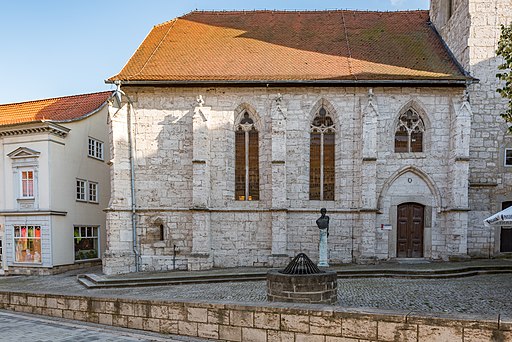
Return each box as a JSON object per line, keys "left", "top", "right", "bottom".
{"left": 109, "top": 10, "right": 467, "bottom": 83}
{"left": 0, "top": 91, "right": 113, "bottom": 127}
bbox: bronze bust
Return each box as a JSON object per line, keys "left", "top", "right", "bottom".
{"left": 316, "top": 208, "right": 329, "bottom": 237}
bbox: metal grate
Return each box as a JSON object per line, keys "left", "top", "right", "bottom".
{"left": 280, "top": 253, "right": 325, "bottom": 275}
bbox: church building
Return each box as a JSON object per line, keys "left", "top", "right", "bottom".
{"left": 103, "top": 0, "right": 512, "bottom": 274}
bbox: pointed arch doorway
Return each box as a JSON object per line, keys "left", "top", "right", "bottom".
{"left": 397, "top": 203, "right": 424, "bottom": 258}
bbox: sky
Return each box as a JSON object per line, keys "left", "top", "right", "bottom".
{"left": 0, "top": 0, "right": 429, "bottom": 104}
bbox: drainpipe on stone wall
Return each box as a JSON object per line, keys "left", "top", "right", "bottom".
{"left": 115, "top": 81, "right": 140, "bottom": 272}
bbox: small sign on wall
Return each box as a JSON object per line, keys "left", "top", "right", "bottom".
{"left": 381, "top": 224, "right": 392, "bottom": 231}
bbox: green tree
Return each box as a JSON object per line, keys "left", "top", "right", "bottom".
{"left": 497, "top": 23, "right": 512, "bottom": 128}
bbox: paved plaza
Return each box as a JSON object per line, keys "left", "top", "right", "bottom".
{"left": 0, "top": 261, "right": 511, "bottom": 316}
{"left": 0, "top": 310, "right": 208, "bottom": 342}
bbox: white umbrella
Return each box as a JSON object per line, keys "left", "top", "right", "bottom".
{"left": 484, "top": 206, "right": 512, "bottom": 225}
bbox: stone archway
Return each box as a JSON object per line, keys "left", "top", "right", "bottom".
{"left": 378, "top": 168, "right": 439, "bottom": 259}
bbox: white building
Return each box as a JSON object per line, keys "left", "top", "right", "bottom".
{"left": 103, "top": 1, "right": 512, "bottom": 274}
{"left": 0, "top": 91, "right": 112, "bottom": 274}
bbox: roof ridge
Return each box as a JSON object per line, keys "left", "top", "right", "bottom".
{"left": 180, "top": 9, "right": 428, "bottom": 15}
{"left": 0, "top": 90, "right": 113, "bottom": 107}
{"left": 153, "top": 17, "right": 178, "bottom": 28}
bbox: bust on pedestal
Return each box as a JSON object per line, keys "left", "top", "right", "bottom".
{"left": 316, "top": 208, "right": 329, "bottom": 267}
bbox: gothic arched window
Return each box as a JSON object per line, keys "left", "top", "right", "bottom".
{"left": 394, "top": 109, "right": 425, "bottom": 153}
{"left": 310, "top": 106, "right": 335, "bottom": 201}
{"left": 235, "top": 112, "right": 259, "bottom": 201}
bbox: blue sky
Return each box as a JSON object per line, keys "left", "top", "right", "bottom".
{"left": 0, "top": 0, "right": 429, "bottom": 104}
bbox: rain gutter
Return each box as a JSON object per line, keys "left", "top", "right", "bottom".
{"left": 106, "top": 79, "right": 476, "bottom": 87}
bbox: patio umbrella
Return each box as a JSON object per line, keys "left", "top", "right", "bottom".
{"left": 484, "top": 206, "right": 512, "bottom": 225}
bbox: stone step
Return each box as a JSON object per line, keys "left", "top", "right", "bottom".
{"left": 77, "top": 265, "right": 512, "bottom": 288}
{"left": 77, "top": 273, "right": 266, "bottom": 288}
{"left": 335, "top": 265, "right": 512, "bottom": 276}
{"left": 336, "top": 269, "right": 512, "bottom": 279}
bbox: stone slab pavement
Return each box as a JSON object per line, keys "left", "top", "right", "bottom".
{"left": 0, "top": 309, "right": 209, "bottom": 342}
{"left": 0, "top": 259, "right": 511, "bottom": 316}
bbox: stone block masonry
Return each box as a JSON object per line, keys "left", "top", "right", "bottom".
{"left": 430, "top": 0, "right": 512, "bottom": 257}
{"left": 105, "top": 85, "right": 472, "bottom": 274}
{"left": 267, "top": 270, "right": 338, "bottom": 305}
{"left": 0, "top": 290, "right": 510, "bottom": 341}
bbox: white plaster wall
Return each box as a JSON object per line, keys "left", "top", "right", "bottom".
{"left": 0, "top": 134, "right": 54, "bottom": 269}
{"left": 49, "top": 106, "right": 110, "bottom": 266}
{"left": 0, "top": 105, "right": 110, "bottom": 269}
{"left": 1, "top": 136, "right": 52, "bottom": 210}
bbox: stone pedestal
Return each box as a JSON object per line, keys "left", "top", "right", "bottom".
{"left": 318, "top": 228, "right": 329, "bottom": 267}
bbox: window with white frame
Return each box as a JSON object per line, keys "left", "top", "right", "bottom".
{"left": 88, "top": 182, "right": 98, "bottom": 203}
{"left": 20, "top": 170, "right": 35, "bottom": 198}
{"left": 505, "top": 149, "right": 512, "bottom": 167}
{"left": 74, "top": 226, "right": 99, "bottom": 260}
{"left": 8, "top": 148, "right": 40, "bottom": 208}
{"left": 88, "top": 137, "right": 104, "bottom": 160}
{"left": 14, "top": 225, "right": 42, "bottom": 263}
{"left": 76, "top": 179, "right": 87, "bottom": 201}
{"left": 76, "top": 179, "right": 98, "bottom": 203}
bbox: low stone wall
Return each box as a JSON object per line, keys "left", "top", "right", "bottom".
{"left": 5, "top": 260, "right": 102, "bottom": 276}
{"left": 0, "top": 290, "right": 509, "bottom": 341}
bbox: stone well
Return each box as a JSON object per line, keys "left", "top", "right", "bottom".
{"left": 267, "top": 253, "right": 338, "bottom": 305}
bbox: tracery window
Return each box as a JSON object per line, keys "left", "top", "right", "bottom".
{"left": 235, "top": 112, "right": 259, "bottom": 201}
{"left": 310, "top": 106, "right": 335, "bottom": 201}
{"left": 394, "top": 109, "right": 425, "bottom": 153}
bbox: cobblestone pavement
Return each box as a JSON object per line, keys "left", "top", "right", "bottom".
{"left": 0, "top": 310, "right": 208, "bottom": 342}
{"left": 0, "top": 271, "right": 511, "bottom": 316}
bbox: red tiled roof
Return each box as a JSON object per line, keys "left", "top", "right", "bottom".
{"left": 0, "top": 91, "right": 113, "bottom": 127}
{"left": 109, "top": 10, "right": 468, "bottom": 83}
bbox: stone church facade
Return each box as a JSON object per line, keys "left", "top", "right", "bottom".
{"left": 103, "top": 1, "right": 512, "bottom": 274}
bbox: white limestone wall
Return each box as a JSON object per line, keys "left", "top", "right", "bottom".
{"left": 431, "top": 0, "right": 512, "bottom": 256}
{"left": 104, "top": 85, "right": 467, "bottom": 274}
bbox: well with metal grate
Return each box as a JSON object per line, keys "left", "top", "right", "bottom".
{"left": 267, "top": 253, "right": 337, "bottom": 304}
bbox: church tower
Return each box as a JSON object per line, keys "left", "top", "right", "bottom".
{"left": 430, "top": 0, "right": 512, "bottom": 256}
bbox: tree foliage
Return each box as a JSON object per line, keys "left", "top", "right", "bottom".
{"left": 497, "top": 22, "right": 512, "bottom": 127}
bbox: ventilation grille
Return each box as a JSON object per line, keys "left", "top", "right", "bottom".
{"left": 280, "top": 253, "right": 325, "bottom": 275}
